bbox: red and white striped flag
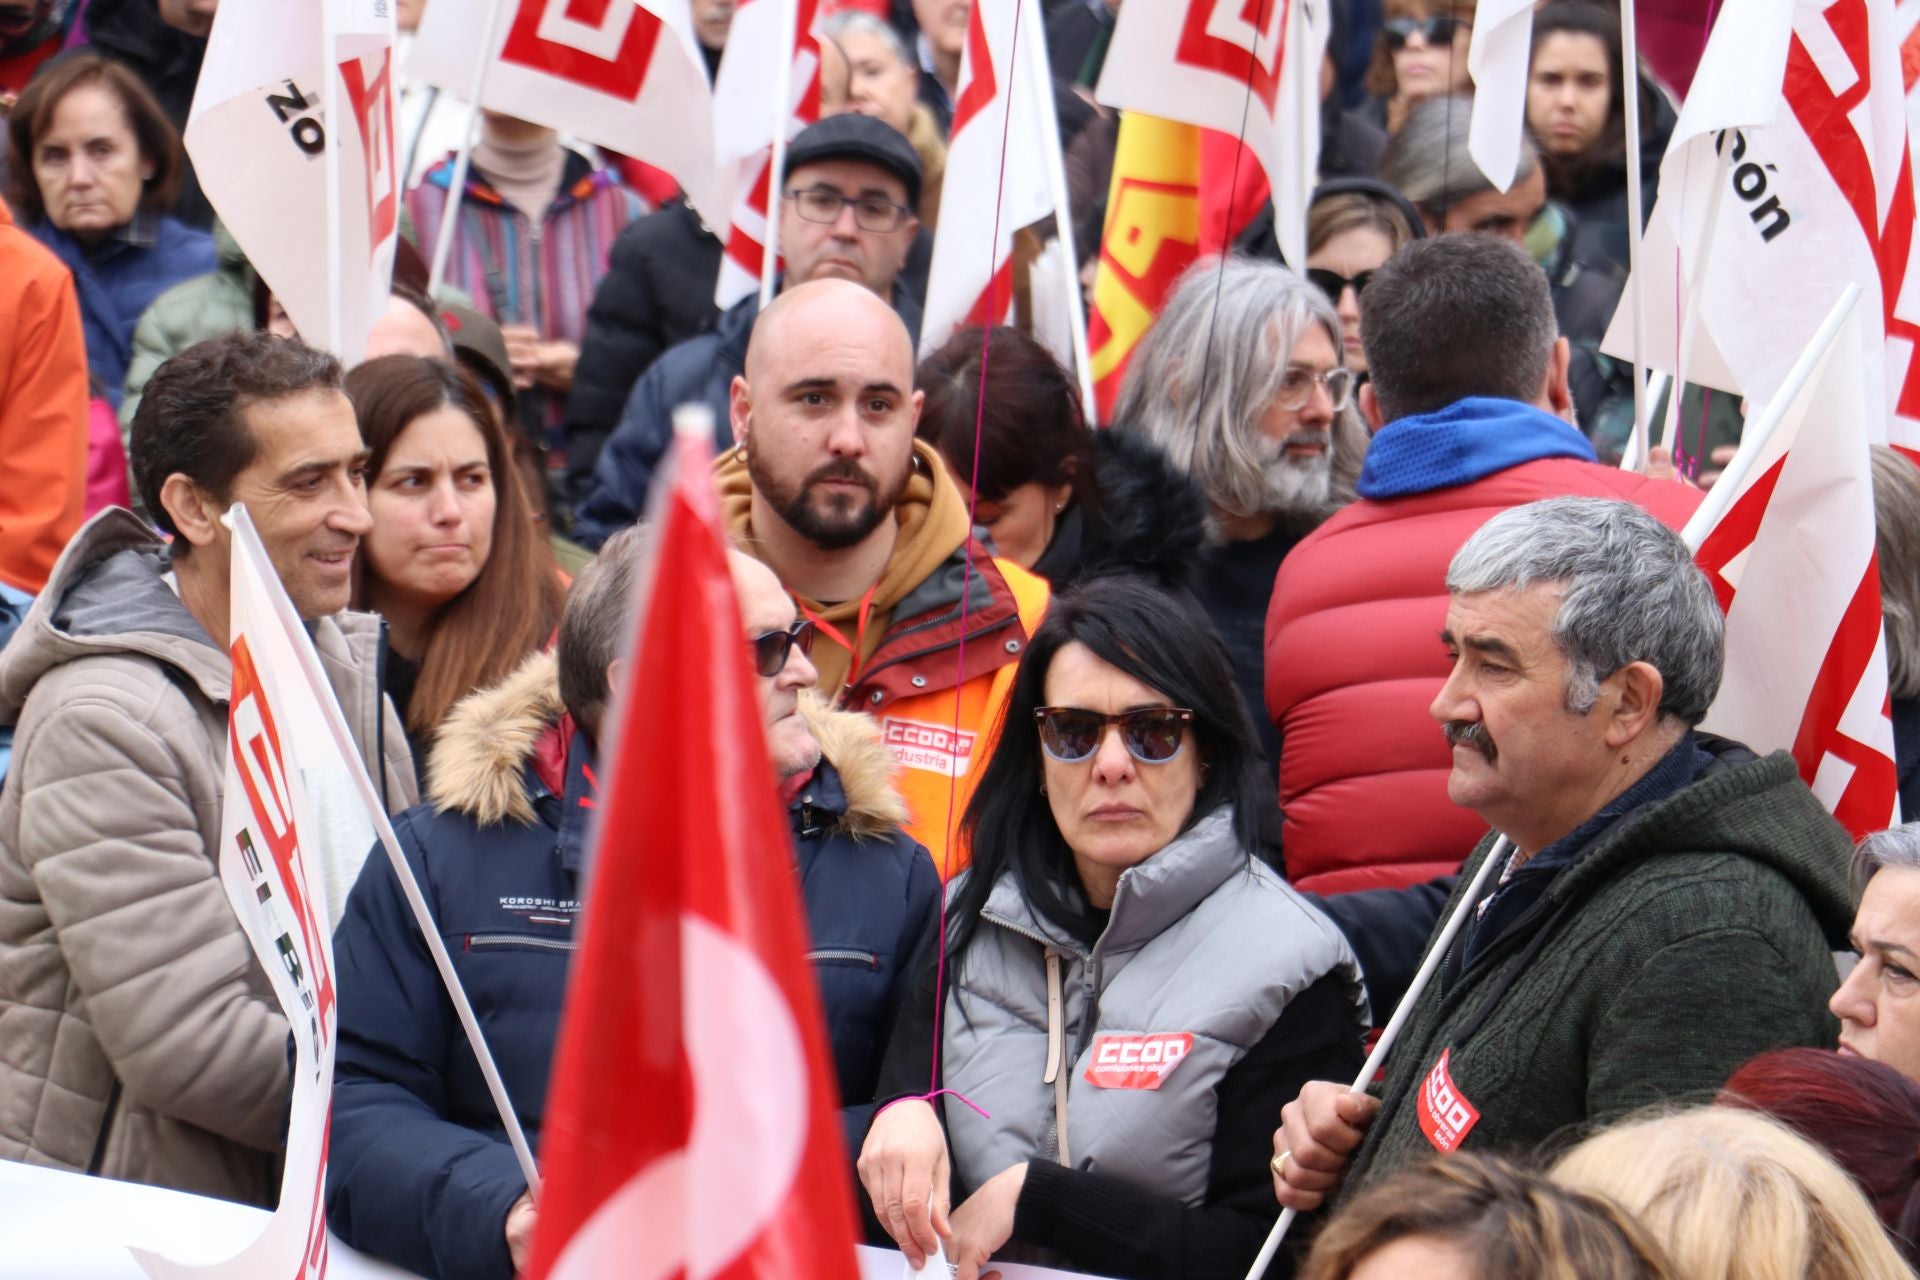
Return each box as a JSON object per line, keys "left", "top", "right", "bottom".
{"left": 1687, "top": 290, "right": 1901, "bottom": 836}
{"left": 712, "top": 0, "right": 824, "bottom": 308}
{"left": 919, "top": 0, "right": 1059, "bottom": 350}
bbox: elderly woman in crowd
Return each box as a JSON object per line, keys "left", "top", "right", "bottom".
{"left": 857, "top": 575, "right": 1366, "bottom": 1280}
{"left": 1302, "top": 1153, "right": 1675, "bottom": 1280}
{"left": 1552, "top": 1106, "right": 1913, "bottom": 1280}
{"left": 346, "top": 356, "right": 563, "bottom": 758}
{"left": 914, "top": 326, "right": 1209, "bottom": 588}
{"left": 824, "top": 11, "right": 946, "bottom": 234}
{"left": 1721, "top": 1046, "right": 1920, "bottom": 1266}
{"left": 7, "top": 54, "right": 214, "bottom": 410}
{"left": 1365, "top": 0, "right": 1474, "bottom": 136}
{"left": 1831, "top": 821, "right": 1920, "bottom": 1084}
{"left": 1111, "top": 258, "right": 1368, "bottom": 772}
{"left": 1304, "top": 181, "right": 1420, "bottom": 383}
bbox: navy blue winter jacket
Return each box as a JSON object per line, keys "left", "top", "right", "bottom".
{"left": 324, "top": 652, "right": 939, "bottom": 1279}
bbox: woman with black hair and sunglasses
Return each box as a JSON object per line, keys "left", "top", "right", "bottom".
{"left": 857, "top": 576, "right": 1367, "bottom": 1280}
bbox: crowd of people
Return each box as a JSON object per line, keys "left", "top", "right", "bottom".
{"left": 0, "top": 0, "right": 1914, "bottom": 1278}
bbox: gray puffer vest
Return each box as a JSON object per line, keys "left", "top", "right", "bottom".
{"left": 943, "top": 809, "right": 1366, "bottom": 1205}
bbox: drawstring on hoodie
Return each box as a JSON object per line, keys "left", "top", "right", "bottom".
{"left": 1044, "top": 950, "right": 1071, "bottom": 1168}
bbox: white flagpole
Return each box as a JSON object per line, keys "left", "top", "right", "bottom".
{"left": 1621, "top": 1, "right": 1652, "bottom": 467}
{"left": 227, "top": 506, "right": 542, "bottom": 1199}
{"left": 1679, "top": 284, "right": 1861, "bottom": 549}
{"left": 426, "top": 0, "right": 505, "bottom": 297}
{"left": 1657, "top": 142, "right": 1733, "bottom": 454}
{"left": 322, "top": 22, "right": 347, "bottom": 355}
{"left": 759, "top": 0, "right": 801, "bottom": 310}
{"left": 1024, "top": 0, "right": 1096, "bottom": 419}
{"left": 1244, "top": 835, "right": 1512, "bottom": 1278}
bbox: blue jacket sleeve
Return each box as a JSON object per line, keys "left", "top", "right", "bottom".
{"left": 1305, "top": 876, "right": 1458, "bottom": 1022}
{"left": 571, "top": 357, "right": 678, "bottom": 550}
{"left": 325, "top": 818, "right": 527, "bottom": 1280}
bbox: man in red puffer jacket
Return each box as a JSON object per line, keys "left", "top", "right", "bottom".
{"left": 1265, "top": 234, "right": 1698, "bottom": 897}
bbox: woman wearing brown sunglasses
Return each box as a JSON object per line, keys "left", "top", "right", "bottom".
{"left": 857, "top": 575, "right": 1367, "bottom": 1280}
{"left": 1365, "top": 0, "right": 1476, "bottom": 136}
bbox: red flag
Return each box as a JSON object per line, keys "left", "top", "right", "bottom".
{"left": 525, "top": 424, "right": 860, "bottom": 1278}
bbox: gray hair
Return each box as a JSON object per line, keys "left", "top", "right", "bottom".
{"left": 1109, "top": 255, "right": 1347, "bottom": 521}
{"left": 1380, "top": 94, "right": 1538, "bottom": 213}
{"left": 1854, "top": 822, "right": 1920, "bottom": 899}
{"left": 557, "top": 523, "right": 653, "bottom": 739}
{"left": 821, "top": 9, "right": 911, "bottom": 66}
{"left": 1447, "top": 497, "right": 1724, "bottom": 724}
{"left": 1873, "top": 444, "right": 1920, "bottom": 699}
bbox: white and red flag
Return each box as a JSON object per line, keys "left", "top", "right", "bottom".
{"left": 711, "top": 0, "right": 825, "bottom": 308}
{"left": 1686, "top": 288, "right": 1901, "bottom": 837}
{"left": 1093, "top": 0, "right": 1329, "bottom": 270}
{"left": 186, "top": 0, "right": 399, "bottom": 359}
{"left": 1605, "top": 0, "right": 1920, "bottom": 456}
{"left": 920, "top": 0, "right": 1061, "bottom": 350}
{"left": 133, "top": 507, "right": 377, "bottom": 1278}
{"left": 524, "top": 415, "right": 861, "bottom": 1279}
{"left": 406, "top": 0, "right": 723, "bottom": 225}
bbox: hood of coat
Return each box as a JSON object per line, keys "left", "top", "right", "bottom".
{"left": 0, "top": 508, "right": 228, "bottom": 723}
{"left": 1070, "top": 428, "right": 1212, "bottom": 592}
{"left": 429, "top": 649, "right": 913, "bottom": 839}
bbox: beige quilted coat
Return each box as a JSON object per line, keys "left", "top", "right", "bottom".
{"left": 0, "top": 510, "right": 416, "bottom": 1204}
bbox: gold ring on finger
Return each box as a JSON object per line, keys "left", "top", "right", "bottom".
{"left": 1271, "top": 1150, "right": 1291, "bottom": 1178}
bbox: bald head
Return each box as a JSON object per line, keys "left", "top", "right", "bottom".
{"left": 744, "top": 278, "right": 914, "bottom": 387}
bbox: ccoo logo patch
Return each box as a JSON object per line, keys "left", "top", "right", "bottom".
{"left": 1416, "top": 1047, "right": 1481, "bottom": 1153}
{"left": 1083, "top": 1032, "right": 1195, "bottom": 1090}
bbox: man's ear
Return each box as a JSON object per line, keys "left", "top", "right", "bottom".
{"left": 1602, "top": 660, "right": 1665, "bottom": 750}
{"left": 729, "top": 374, "right": 751, "bottom": 446}
{"left": 160, "top": 473, "right": 222, "bottom": 550}
{"left": 1358, "top": 382, "right": 1385, "bottom": 431}
{"left": 1543, "top": 336, "right": 1574, "bottom": 420}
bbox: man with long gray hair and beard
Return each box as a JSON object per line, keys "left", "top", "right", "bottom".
{"left": 1110, "top": 255, "right": 1370, "bottom": 775}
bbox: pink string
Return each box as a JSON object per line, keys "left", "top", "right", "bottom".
{"left": 877, "top": 1089, "right": 993, "bottom": 1123}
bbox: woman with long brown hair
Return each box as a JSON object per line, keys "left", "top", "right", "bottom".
{"left": 347, "top": 355, "right": 563, "bottom": 756}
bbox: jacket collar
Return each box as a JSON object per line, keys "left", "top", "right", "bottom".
{"left": 791, "top": 691, "right": 911, "bottom": 838}
{"left": 428, "top": 648, "right": 566, "bottom": 825}
{"left": 1357, "top": 397, "right": 1597, "bottom": 499}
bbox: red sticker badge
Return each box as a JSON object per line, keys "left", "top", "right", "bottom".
{"left": 1416, "top": 1048, "right": 1481, "bottom": 1153}
{"left": 1083, "top": 1033, "right": 1195, "bottom": 1090}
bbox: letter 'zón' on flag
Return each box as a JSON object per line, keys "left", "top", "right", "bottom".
{"left": 920, "top": 0, "right": 1061, "bottom": 351}
{"left": 524, "top": 417, "right": 860, "bottom": 1279}
{"left": 1604, "top": 0, "right": 1920, "bottom": 456}
{"left": 1093, "top": 0, "right": 1328, "bottom": 270}
{"left": 712, "top": 0, "right": 825, "bottom": 309}
{"left": 1688, "top": 290, "right": 1901, "bottom": 837}
{"left": 1088, "top": 112, "right": 1201, "bottom": 422}
{"left": 186, "top": 0, "right": 398, "bottom": 360}
{"left": 133, "top": 506, "right": 367, "bottom": 1278}
{"left": 1466, "top": 0, "right": 1536, "bottom": 192}
{"left": 406, "top": 0, "right": 724, "bottom": 227}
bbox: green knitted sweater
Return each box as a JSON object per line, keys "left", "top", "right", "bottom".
{"left": 1341, "top": 747, "right": 1852, "bottom": 1194}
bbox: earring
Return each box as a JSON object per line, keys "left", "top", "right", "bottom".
{"left": 1039, "top": 781, "right": 1048, "bottom": 795}
{"left": 1054, "top": 501, "right": 1066, "bottom": 513}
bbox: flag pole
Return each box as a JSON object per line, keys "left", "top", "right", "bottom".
{"left": 225, "top": 511, "right": 542, "bottom": 1200}
{"left": 1657, "top": 141, "right": 1733, "bottom": 455}
{"left": 1243, "top": 835, "right": 1512, "bottom": 1278}
{"left": 1025, "top": 0, "right": 1096, "bottom": 419}
{"left": 426, "top": 0, "right": 505, "bottom": 297}
{"left": 1679, "top": 284, "right": 1861, "bottom": 550}
{"left": 760, "top": 0, "right": 801, "bottom": 310}
{"left": 1621, "top": 0, "right": 1652, "bottom": 467}
{"left": 322, "top": 34, "right": 346, "bottom": 355}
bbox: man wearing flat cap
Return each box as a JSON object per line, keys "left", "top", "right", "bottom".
{"left": 574, "top": 113, "right": 926, "bottom": 546}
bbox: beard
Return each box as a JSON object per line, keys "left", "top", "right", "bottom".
{"left": 748, "top": 452, "right": 908, "bottom": 550}
{"left": 1252, "top": 431, "right": 1334, "bottom": 517}
{"left": 1442, "top": 718, "right": 1498, "bottom": 764}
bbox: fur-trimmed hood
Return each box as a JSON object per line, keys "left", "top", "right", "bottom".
{"left": 427, "top": 647, "right": 912, "bottom": 837}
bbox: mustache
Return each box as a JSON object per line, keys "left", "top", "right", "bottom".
{"left": 805, "top": 460, "right": 878, "bottom": 495}
{"left": 1442, "top": 719, "right": 1497, "bottom": 763}
{"left": 1281, "top": 431, "right": 1331, "bottom": 451}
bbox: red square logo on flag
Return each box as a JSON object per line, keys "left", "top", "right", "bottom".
{"left": 1083, "top": 1033, "right": 1195, "bottom": 1090}
{"left": 1175, "top": 0, "right": 1289, "bottom": 115}
{"left": 500, "top": 0, "right": 664, "bottom": 99}
{"left": 1416, "top": 1047, "right": 1480, "bottom": 1152}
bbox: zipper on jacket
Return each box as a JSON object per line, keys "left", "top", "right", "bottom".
{"left": 466, "top": 931, "right": 576, "bottom": 953}
{"left": 808, "top": 948, "right": 880, "bottom": 969}
{"left": 374, "top": 618, "right": 391, "bottom": 812}
{"left": 85, "top": 1079, "right": 123, "bottom": 1176}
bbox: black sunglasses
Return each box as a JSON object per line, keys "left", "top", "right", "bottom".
{"left": 1034, "top": 707, "right": 1194, "bottom": 764}
{"left": 750, "top": 620, "right": 816, "bottom": 677}
{"left": 1307, "top": 267, "right": 1375, "bottom": 301}
{"left": 1383, "top": 14, "right": 1467, "bottom": 49}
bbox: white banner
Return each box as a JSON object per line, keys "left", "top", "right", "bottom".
{"left": 1466, "top": 0, "right": 1535, "bottom": 192}
{"left": 186, "top": 0, "right": 398, "bottom": 358}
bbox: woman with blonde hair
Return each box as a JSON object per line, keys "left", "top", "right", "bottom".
{"left": 1551, "top": 1106, "right": 1913, "bottom": 1280}
{"left": 1301, "top": 1152, "right": 1674, "bottom": 1280}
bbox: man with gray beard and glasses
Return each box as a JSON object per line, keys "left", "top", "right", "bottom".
{"left": 1110, "top": 256, "right": 1371, "bottom": 780}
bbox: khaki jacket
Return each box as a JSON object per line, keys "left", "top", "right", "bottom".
{"left": 0, "top": 509, "right": 417, "bottom": 1204}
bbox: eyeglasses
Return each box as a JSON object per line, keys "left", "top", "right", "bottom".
{"left": 1383, "top": 15, "right": 1468, "bottom": 49}
{"left": 1307, "top": 267, "right": 1375, "bottom": 302}
{"left": 1034, "top": 706, "right": 1194, "bottom": 764}
{"left": 749, "top": 619, "right": 816, "bottom": 677}
{"left": 1274, "top": 366, "right": 1355, "bottom": 412}
{"left": 785, "top": 186, "right": 913, "bottom": 234}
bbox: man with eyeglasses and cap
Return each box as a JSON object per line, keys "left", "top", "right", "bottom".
{"left": 325, "top": 521, "right": 936, "bottom": 1280}
{"left": 573, "top": 112, "right": 928, "bottom": 548}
